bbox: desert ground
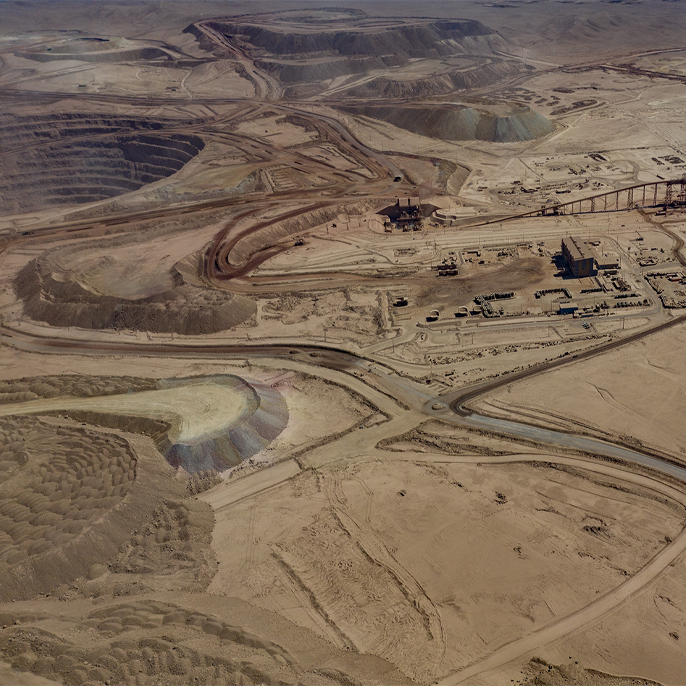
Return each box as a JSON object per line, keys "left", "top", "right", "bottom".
{"left": 0, "top": 0, "right": 686, "bottom": 684}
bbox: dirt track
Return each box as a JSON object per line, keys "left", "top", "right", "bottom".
{"left": 3, "top": 6, "right": 686, "bottom": 682}
{"left": 435, "top": 453, "right": 686, "bottom": 685}
{"left": 4, "top": 298, "right": 686, "bottom": 682}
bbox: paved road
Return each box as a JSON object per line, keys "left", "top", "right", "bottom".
{"left": 445, "top": 312, "right": 686, "bottom": 416}
{"left": 4, "top": 34, "right": 686, "bottom": 684}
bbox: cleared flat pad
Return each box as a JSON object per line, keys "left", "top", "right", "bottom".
{"left": 475, "top": 325, "right": 686, "bottom": 460}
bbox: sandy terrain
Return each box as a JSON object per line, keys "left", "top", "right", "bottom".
{"left": 1, "top": 1, "right": 686, "bottom": 685}
{"left": 0, "top": 380, "right": 252, "bottom": 441}
{"left": 541, "top": 552, "right": 686, "bottom": 686}
{"left": 206, "top": 448, "right": 684, "bottom": 682}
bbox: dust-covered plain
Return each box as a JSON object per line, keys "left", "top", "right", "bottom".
{"left": 0, "top": 1, "right": 686, "bottom": 685}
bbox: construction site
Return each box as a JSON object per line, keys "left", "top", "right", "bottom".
{"left": 0, "top": 2, "right": 686, "bottom": 686}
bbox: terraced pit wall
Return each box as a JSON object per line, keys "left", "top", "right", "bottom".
{"left": 0, "top": 129, "right": 205, "bottom": 213}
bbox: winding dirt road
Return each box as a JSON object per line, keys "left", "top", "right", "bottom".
{"left": 4, "top": 30, "right": 686, "bottom": 682}
{"left": 435, "top": 453, "right": 686, "bottom": 685}
{"left": 4, "top": 301, "right": 686, "bottom": 684}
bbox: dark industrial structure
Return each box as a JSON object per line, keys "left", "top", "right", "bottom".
{"left": 462, "top": 178, "right": 686, "bottom": 231}
{"left": 531, "top": 177, "right": 686, "bottom": 217}
{"left": 561, "top": 235, "right": 597, "bottom": 277}
{"left": 381, "top": 197, "right": 424, "bottom": 231}
{"left": 394, "top": 197, "right": 422, "bottom": 231}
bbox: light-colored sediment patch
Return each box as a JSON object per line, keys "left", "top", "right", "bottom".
{"left": 0, "top": 381, "right": 252, "bottom": 443}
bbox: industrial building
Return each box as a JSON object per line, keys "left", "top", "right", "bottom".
{"left": 596, "top": 252, "right": 620, "bottom": 270}
{"left": 561, "top": 236, "right": 597, "bottom": 277}
{"left": 393, "top": 197, "right": 422, "bottom": 230}
{"left": 398, "top": 197, "right": 421, "bottom": 210}
{"left": 558, "top": 301, "right": 579, "bottom": 315}
{"left": 380, "top": 197, "right": 423, "bottom": 231}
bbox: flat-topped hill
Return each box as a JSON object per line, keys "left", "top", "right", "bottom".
{"left": 209, "top": 18, "right": 497, "bottom": 57}
{"left": 188, "top": 10, "right": 517, "bottom": 98}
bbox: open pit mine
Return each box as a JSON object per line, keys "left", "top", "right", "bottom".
{"left": 0, "top": 2, "right": 686, "bottom": 686}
